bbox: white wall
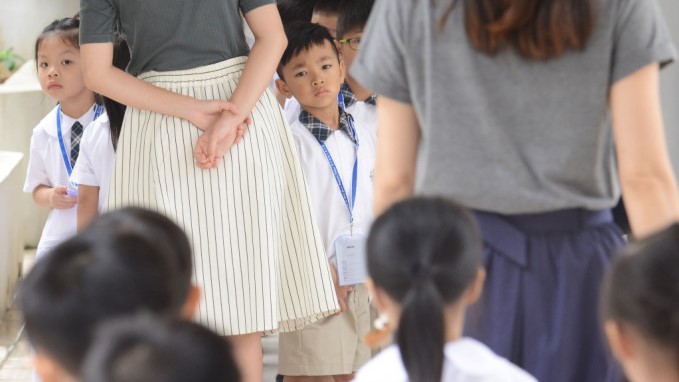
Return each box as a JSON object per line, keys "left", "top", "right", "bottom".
{"left": 0, "top": 0, "right": 80, "bottom": 60}
{"left": 658, "top": 0, "right": 679, "bottom": 173}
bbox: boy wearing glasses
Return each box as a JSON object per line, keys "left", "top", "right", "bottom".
{"left": 336, "top": 0, "right": 377, "bottom": 113}
{"left": 275, "top": 22, "right": 377, "bottom": 382}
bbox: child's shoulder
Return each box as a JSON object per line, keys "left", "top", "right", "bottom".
{"left": 81, "top": 112, "right": 111, "bottom": 146}
{"left": 32, "top": 106, "right": 60, "bottom": 137}
{"left": 353, "top": 345, "right": 405, "bottom": 382}
{"left": 446, "top": 338, "right": 538, "bottom": 381}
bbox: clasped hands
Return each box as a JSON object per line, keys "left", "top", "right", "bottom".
{"left": 191, "top": 100, "right": 251, "bottom": 169}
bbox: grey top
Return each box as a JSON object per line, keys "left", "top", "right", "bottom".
{"left": 352, "top": 0, "right": 677, "bottom": 214}
{"left": 80, "top": 0, "right": 274, "bottom": 76}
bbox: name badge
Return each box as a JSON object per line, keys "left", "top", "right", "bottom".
{"left": 66, "top": 184, "right": 78, "bottom": 197}
{"left": 335, "top": 234, "right": 368, "bottom": 286}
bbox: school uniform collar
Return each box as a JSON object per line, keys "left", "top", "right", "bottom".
{"left": 45, "top": 104, "right": 98, "bottom": 138}
{"left": 299, "top": 107, "right": 356, "bottom": 144}
{"left": 340, "top": 82, "right": 376, "bottom": 108}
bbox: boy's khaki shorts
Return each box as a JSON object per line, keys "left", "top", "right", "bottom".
{"left": 278, "top": 284, "right": 371, "bottom": 376}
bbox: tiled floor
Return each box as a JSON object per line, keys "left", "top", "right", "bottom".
{"left": 0, "top": 249, "right": 280, "bottom": 382}
{"left": 0, "top": 250, "right": 34, "bottom": 382}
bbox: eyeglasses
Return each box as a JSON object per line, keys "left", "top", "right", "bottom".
{"left": 337, "top": 36, "right": 361, "bottom": 51}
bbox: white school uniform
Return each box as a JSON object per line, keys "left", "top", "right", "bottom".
{"left": 284, "top": 95, "right": 377, "bottom": 138}
{"left": 290, "top": 101, "right": 377, "bottom": 265}
{"left": 71, "top": 113, "right": 114, "bottom": 214}
{"left": 353, "top": 338, "right": 538, "bottom": 382}
{"left": 23, "top": 104, "right": 99, "bottom": 259}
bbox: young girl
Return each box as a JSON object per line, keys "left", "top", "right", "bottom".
{"left": 71, "top": 35, "right": 129, "bottom": 231}
{"left": 23, "top": 16, "right": 103, "bottom": 259}
{"left": 602, "top": 223, "right": 679, "bottom": 382}
{"left": 79, "top": 2, "right": 339, "bottom": 380}
{"left": 355, "top": 197, "right": 536, "bottom": 382}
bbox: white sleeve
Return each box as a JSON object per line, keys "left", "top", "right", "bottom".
{"left": 23, "top": 130, "right": 50, "bottom": 193}
{"left": 70, "top": 126, "right": 100, "bottom": 186}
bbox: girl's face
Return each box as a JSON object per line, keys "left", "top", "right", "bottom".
{"left": 37, "top": 34, "right": 88, "bottom": 104}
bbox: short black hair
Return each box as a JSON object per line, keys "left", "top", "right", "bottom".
{"left": 337, "top": 0, "right": 375, "bottom": 38}
{"left": 277, "top": 22, "right": 340, "bottom": 81}
{"left": 83, "top": 316, "right": 241, "bottom": 382}
{"left": 19, "top": 208, "right": 193, "bottom": 376}
{"left": 313, "top": 0, "right": 341, "bottom": 15}
{"left": 278, "top": 0, "right": 315, "bottom": 27}
{"left": 602, "top": 223, "right": 679, "bottom": 366}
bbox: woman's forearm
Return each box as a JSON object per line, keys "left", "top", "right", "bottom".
{"left": 231, "top": 5, "right": 287, "bottom": 118}
{"left": 81, "top": 44, "right": 203, "bottom": 123}
{"left": 611, "top": 63, "right": 679, "bottom": 237}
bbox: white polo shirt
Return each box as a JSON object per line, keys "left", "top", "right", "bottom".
{"left": 23, "top": 105, "right": 98, "bottom": 258}
{"left": 290, "top": 102, "right": 377, "bottom": 264}
{"left": 353, "top": 338, "right": 538, "bottom": 382}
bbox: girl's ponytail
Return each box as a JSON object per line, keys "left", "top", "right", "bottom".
{"left": 398, "top": 276, "right": 445, "bottom": 382}
{"left": 368, "top": 197, "right": 482, "bottom": 382}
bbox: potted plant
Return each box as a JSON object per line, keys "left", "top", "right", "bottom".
{"left": 0, "top": 47, "right": 23, "bottom": 84}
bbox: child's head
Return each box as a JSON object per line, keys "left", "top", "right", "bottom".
{"left": 277, "top": 0, "right": 315, "bottom": 28}
{"left": 311, "top": 0, "right": 341, "bottom": 38}
{"left": 19, "top": 207, "right": 197, "bottom": 382}
{"left": 83, "top": 316, "right": 240, "bottom": 382}
{"left": 336, "top": 0, "right": 375, "bottom": 72}
{"left": 35, "top": 16, "right": 92, "bottom": 106}
{"left": 276, "top": 22, "right": 344, "bottom": 113}
{"left": 367, "top": 197, "right": 485, "bottom": 382}
{"left": 602, "top": 223, "right": 679, "bottom": 382}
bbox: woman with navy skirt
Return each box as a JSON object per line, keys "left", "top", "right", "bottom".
{"left": 351, "top": 0, "right": 679, "bottom": 381}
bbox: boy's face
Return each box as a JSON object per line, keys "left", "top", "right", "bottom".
{"left": 338, "top": 28, "right": 363, "bottom": 73}
{"left": 311, "top": 11, "right": 339, "bottom": 39}
{"left": 277, "top": 41, "right": 345, "bottom": 114}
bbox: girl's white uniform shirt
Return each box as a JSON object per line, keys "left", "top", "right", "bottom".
{"left": 290, "top": 102, "right": 377, "bottom": 264}
{"left": 71, "top": 113, "right": 114, "bottom": 213}
{"left": 353, "top": 338, "right": 538, "bottom": 382}
{"left": 23, "top": 105, "right": 98, "bottom": 258}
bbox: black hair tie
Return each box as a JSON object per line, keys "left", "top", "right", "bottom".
{"left": 411, "top": 262, "right": 431, "bottom": 281}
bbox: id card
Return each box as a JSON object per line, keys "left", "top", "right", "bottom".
{"left": 335, "top": 234, "right": 368, "bottom": 286}
{"left": 66, "top": 185, "right": 78, "bottom": 197}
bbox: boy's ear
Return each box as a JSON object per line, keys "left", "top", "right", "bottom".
{"left": 181, "top": 285, "right": 201, "bottom": 320}
{"left": 33, "top": 350, "right": 77, "bottom": 382}
{"left": 275, "top": 78, "right": 294, "bottom": 100}
{"left": 338, "top": 59, "right": 346, "bottom": 85}
{"left": 462, "top": 268, "right": 485, "bottom": 305}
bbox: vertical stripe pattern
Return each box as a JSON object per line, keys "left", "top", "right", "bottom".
{"left": 107, "top": 57, "right": 340, "bottom": 335}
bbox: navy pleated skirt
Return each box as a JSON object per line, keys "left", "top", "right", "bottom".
{"left": 464, "top": 209, "right": 625, "bottom": 382}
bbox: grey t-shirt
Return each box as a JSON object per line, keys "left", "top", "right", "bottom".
{"left": 352, "top": 0, "right": 677, "bottom": 214}
{"left": 80, "top": 0, "right": 274, "bottom": 76}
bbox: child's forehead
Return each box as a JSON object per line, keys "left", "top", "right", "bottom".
{"left": 289, "top": 41, "right": 338, "bottom": 64}
{"left": 38, "top": 33, "right": 78, "bottom": 54}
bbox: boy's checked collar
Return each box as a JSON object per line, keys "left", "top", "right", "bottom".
{"left": 341, "top": 82, "right": 376, "bottom": 108}
{"left": 299, "top": 107, "right": 357, "bottom": 144}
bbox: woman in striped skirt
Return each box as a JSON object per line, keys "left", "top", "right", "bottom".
{"left": 79, "top": 1, "right": 339, "bottom": 381}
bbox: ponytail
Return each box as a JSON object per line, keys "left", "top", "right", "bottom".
{"left": 105, "top": 35, "right": 130, "bottom": 151}
{"left": 398, "top": 280, "right": 445, "bottom": 382}
{"left": 367, "top": 198, "right": 482, "bottom": 382}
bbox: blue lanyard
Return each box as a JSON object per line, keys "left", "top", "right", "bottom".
{"left": 316, "top": 93, "right": 359, "bottom": 229}
{"left": 56, "top": 103, "right": 103, "bottom": 177}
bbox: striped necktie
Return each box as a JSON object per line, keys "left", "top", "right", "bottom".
{"left": 70, "top": 121, "right": 83, "bottom": 167}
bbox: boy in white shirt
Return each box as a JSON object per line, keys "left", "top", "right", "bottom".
{"left": 275, "top": 22, "right": 377, "bottom": 382}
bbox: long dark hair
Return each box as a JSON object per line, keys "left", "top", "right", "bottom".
{"left": 602, "top": 223, "right": 679, "bottom": 366}
{"left": 367, "top": 197, "right": 482, "bottom": 382}
{"left": 105, "top": 34, "right": 130, "bottom": 151}
{"left": 440, "top": 0, "right": 596, "bottom": 60}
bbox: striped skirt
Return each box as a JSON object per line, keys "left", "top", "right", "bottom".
{"left": 107, "top": 57, "right": 340, "bottom": 335}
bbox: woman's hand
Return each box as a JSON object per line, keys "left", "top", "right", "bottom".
{"left": 189, "top": 99, "right": 243, "bottom": 132}
{"left": 193, "top": 110, "right": 249, "bottom": 169}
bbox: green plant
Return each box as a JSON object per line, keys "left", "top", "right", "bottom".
{"left": 0, "top": 47, "right": 23, "bottom": 72}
